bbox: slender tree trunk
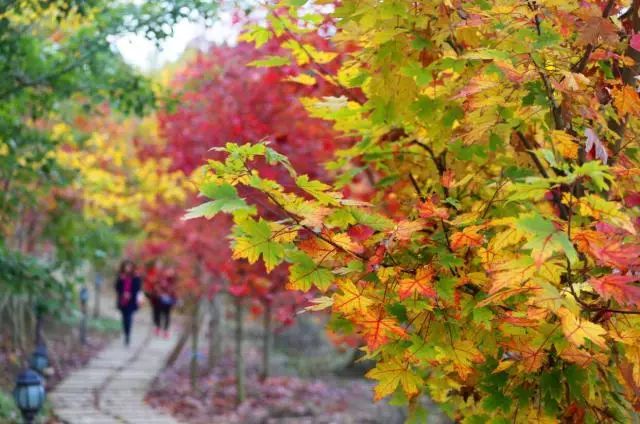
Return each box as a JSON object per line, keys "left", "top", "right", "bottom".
{"left": 207, "top": 295, "right": 223, "bottom": 370}
{"left": 260, "top": 301, "right": 272, "bottom": 382}
{"left": 190, "top": 298, "right": 200, "bottom": 391}
{"left": 234, "top": 296, "right": 245, "bottom": 405}
{"left": 93, "top": 272, "right": 102, "bottom": 318}
{"left": 165, "top": 326, "right": 190, "bottom": 368}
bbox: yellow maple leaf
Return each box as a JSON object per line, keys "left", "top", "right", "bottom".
{"left": 558, "top": 307, "right": 608, "bottom": 350}
{"left": 551, "top": 130, "right": 579, "bottom": 159}
{"left": 613, "top": 86, "right": 640, "bottom": 116}
{"left": 333, "top": 279, "right": 374, "bottom": 315}
{"left": 366, "top": 358, "right": 422, "bottom": 401}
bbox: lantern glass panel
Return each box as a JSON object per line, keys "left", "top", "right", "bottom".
{"left": 14, "top": 369, "right": 45, "bottom": 413}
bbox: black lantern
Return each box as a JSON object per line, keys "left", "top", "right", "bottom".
{"left": 29, "top": 344, "right": 49, "bottom": 376}
{"left": 13, "top": 369, "right": 45, "bottom": 424}
{"left": 79, "top": 286, "right": 89, "bottom": 304}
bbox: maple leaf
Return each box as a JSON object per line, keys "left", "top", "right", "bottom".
{"left": 578, "top": 194, "right": 636, "bottom": 235}
{"left": 333, "top": 279, "right": 374, "bottom": 315}
{"left": 304, "top": 296, "right": 334, "bottom": 311}
{"left": 397, "top": 265, "right": 436, "bottom": 300}
{"left": 287, "top": 250, "right": 335, "bottom": 291}
{"left": 389, "top": 219, "right": 426, "bottom": 241}
{"left": 232, "top": 218, "right": 286, "bottom": 272}
{"left": 612, "top": 86, "right": 640, "bottom": 116}
{"left": 450, "top": 225, "right": 485, "bottom": 251}
{"left": 515, "top": 213, "right": 578, "bottom": 267}
{"left": 418, "top": 197, "right": 449, "bottom": 220}
{"left": 551, "top": 130, "right": 579, "bottom": 159}
{"left": 575, "top": 7, "right": 618, "bottom": 47}
{"left": 559, "top": 345, "right": 607, "bottom": 367}
{"left": 584, "top": 128, "right": 608, "bottom": 164}
{"left": 354, "top": 308, "right": 408, "bottom": 350}
{"left": 184, "top": 183, "right": 256, "bottom": 219}
{"left": 486, "top": 256, "right": 536, "bottom": 294}
{"left": 502, "top": 338, "right": 546, "bottom": 372}
{"left": 365, "top": 358, "right": 422, "bottom": 401}
{"left": 589, "top": 274, "right": 640, "bottom": 307}
{"left": 440, "top": 340, "right": 484, "bottom": 380}
{"left": 573, "top": 230, "right": 640, "bottom": 271}
{"left": 558, "top": 307, "right": 608, "bottom": 350}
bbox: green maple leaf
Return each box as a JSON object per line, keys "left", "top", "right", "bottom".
{"left": 232, "top": 218, "right": 286, "bottom": 272}
{"left": 516, "top": 213, "right": 578, "bottom": 266}
{"left": 288, "top": 251, "right": 335, "bottom": 291}
{"left": 295, "top": 175, "right": 342, "bottom": 205}
{"left": 184, "top": 183, "right": 255, "bottom": 219}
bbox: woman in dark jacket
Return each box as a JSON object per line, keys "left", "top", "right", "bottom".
{"left": 115, "top": 260, "right": 141, "bottom": 346}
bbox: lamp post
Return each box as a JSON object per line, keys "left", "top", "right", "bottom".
{"left": 13, "top": 369, "right": 45, "bottom": 424}
{"left": 29, "top": 344, "right": 49, "bottom": 377}
{"left": 80, "top": 286, "right": 89, "bottom": 345}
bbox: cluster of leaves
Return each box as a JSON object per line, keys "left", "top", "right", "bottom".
{"left": 190, "top": 0, "right": 640, "bottom": 422}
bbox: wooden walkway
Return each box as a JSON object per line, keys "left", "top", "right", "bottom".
{"left": 50, "top": 302, "right": 181, "bottom": 423}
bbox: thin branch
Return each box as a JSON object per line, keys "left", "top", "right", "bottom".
{"left": 515, "top": 131, "right": 550, "bottom": 178}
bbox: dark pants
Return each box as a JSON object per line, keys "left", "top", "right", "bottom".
{"left": 120, "top": 310, "right": 135, "bottom": 345}
{"left": 154, "top": 303, "right": 172, "bottom": 330}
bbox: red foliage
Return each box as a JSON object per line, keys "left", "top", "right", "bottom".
{"left": 139, "top": 36, "right": 343, "bottom": 324}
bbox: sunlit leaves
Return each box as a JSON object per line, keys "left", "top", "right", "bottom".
{"left": 515, "top": 214, "right": 578, "bottom": 266}
{"left": 557, "top": 308, "right": 607, "bottom": 350}
{"left": 232, "top": 218, "right": 288, "bottom": 272}
{"left": 184, "top": 183, "right": 255, "bottom": 219}
{"left": 288, "top": 250, "right": 335, "bottom": 291}
{"left": 366, "top": 358, "right": 421, "bottom": 401}
{"left": 397, "top": 265, "right": 436, "bottom": 300}
{"left": 186, "top": 0, "right": 640, "bottom": 420}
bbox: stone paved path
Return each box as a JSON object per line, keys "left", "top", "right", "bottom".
{"left": 50, "top": 301, "right": 182, "bottom": 424}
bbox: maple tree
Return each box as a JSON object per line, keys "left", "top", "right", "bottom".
{"left": 188, "top": 1, "right": 640, "bottom": 422}
{"left": 142, "top": 34, "right": 344, "bottom": 394}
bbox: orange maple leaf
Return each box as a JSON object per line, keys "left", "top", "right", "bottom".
{"left": 354, "top": 308, "right": 408, "bottom": 350}
{"left": 397, "top": 265, "right": 436, "bottom": 300}
{"left": 450, "top": 225, "right": 485, "bottom": 251}
{"left": 418, "top": 197, "right": 449, "bottom": 220}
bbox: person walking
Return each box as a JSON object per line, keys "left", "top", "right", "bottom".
{"left": 115, "top": 260, "right": 142, "bottom": 346}
{"left": 156, "top": 267, "right": 177, "bottom": 338}
{"left": 143, "top": 260, "right": 162, "bottom": 336}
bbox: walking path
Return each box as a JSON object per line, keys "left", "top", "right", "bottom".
{"left": 50, "top": 299, "right": 182, "bottom": 423}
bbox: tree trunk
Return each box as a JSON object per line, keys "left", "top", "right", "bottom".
{"left": 207, "top": 295, "right": 223, "bottom": 370}
{"left": 234, "top": 296, "right": 245, "bottom": 405}
{"left": 190, "top": 299, "right": 200, "bottom": 391}
{"left": 93, "top": 273, "right": 102, "bottom": 318}
{"left": 260, "top": 301, "right": 272, "bottom": 382}
{"left": 165, "top": 325, "right": 190, "bottom": 368}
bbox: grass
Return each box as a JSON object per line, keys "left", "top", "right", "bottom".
{"left": 0, "top": 390, "right": 19, "bottom": 423}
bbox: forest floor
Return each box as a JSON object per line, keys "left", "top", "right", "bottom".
{"left": 146, "top": 313, "right": 451, "bottom": 424}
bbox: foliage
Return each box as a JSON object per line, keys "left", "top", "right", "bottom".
{"left": 191, "top": 1, "right": 640, "bottom": 422}
{"left": 0, "top": 0, "right": 217, "bottom": 299}
{"left": 149, "top": 36, "right": 342, "bottom": 326}
{"left": 0, "top": 243, "right": 68, "bottom": 297}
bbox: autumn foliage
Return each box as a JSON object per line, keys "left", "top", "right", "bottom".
{"left": 188, "top": 1, "right": 640, "bottom": 422}
{"left": 143, "top": 35, "right": 343, "bottom": 322}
